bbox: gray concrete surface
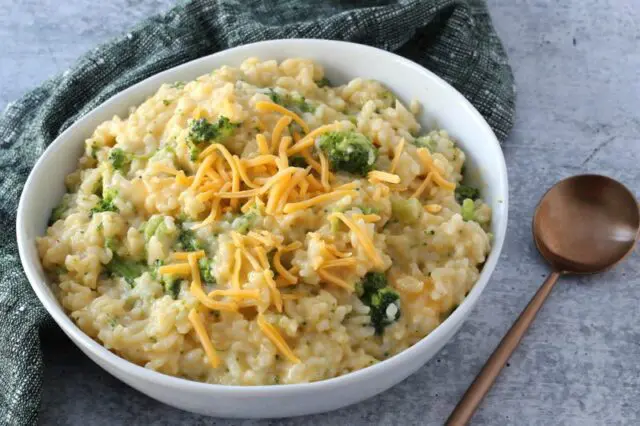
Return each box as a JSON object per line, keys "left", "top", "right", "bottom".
{"left": 2, "top": 0, "right": 639, "bottom": 425}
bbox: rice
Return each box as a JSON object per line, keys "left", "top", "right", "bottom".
{"left": 37, "top": 57, "right": 491, "bottom": 386}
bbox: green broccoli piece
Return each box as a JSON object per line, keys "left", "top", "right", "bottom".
{"left": 461, "top": 198, "right": 476, "bottom": 222}
{"left": 267, "top": 89, "right": 314, "bottom": 113}
{"left": 232, "top": 211, "right": 258, "bottom": 235}
{"left": 455, "top": 184, "right": 480, "bottom": 204}
{"left": 316, "top": 77, "right": 331, "bottom": 88}
{"left": 142, "top": 216, "right": 164, "bottom": 242}
{"left": 108, "top": 148, "right": 132, "bottom": 171}
{"left": 188, "top": 118, "right": 219, "bottom": 144}
{"left": 152, "top": 259, "right": 181, "bottom": 299}
{"left": 355, "top": 272, "right": 387, "bottom": 298}
{"left": 288, "top": 94, "right": 315, "bottom": 113}
{"left": 198, "top": 258, "right": 216, "bottom": 285}
{"left": 104, "top": 237, "right": 119, "bottom": 252}
{"left": 89, "top": 141, "right": 99, "bottom": 159}
{"left": 188, "top": 142, "right": 201, "bottom": 161}
{"left": 91, "top": 188, "right": 119, "bottom": 215}
{"left": 356, "top": 272, "right": 401, "bottom": 334}
{"left": 170, "top": 81, "right": 185, "bottom": 89}
{"left": 178, "top": 229, "right": 203, "bottom": 252}
{"left": 317, "top": 131, "right": 377, "bottom": 176}
{"left": 188, "top": 116, "right": 240, "bottom": 145}
{"left": 104, "top": 254, "right": 147, "bottom": 286}
{"left": 49, "top": 194, "right": 72, "bottom": 224}
{"left": 289, "top": 156, "right": 308, "bottom": 168}
{"left": 413, "top": 136, "right": 438, "bottom": 152}
{"left": 164, "top": 279, "right": 181, "bottom": 299}
{"left": 93, "top": 177, "right": 103, "bottom": 197}
{"left": 380, "top": 89, "right": 396, "bottom": 105}
{"left": 268, "top": 89, "right": 284, "bottom": 105}
{"left": 358, "top": 205, "right": 379, "bottom": 215}
{"left": 390, "top": 197, "right": 422, "bottom": 224}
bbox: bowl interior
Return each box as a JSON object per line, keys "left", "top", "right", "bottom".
{"left": 17, "top": 39, "right": 507, "bottom": 393}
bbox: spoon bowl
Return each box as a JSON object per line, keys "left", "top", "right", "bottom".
{"left": 533, "top": 174, "right": 639, "bottom": 273}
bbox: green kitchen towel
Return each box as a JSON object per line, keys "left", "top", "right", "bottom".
{"left": 0, "top": 0, "right": 514, "bottom": 424}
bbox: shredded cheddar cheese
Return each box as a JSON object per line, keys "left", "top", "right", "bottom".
{"left": 319, "top": 257, "right": 359, "bottom": 269}
{"left": 273, "top": 250, "right": 297, "bottom": 284}
{"left": 232, "top": 248, "right": 242, "bottom": 289}
{"left": 272, "top": 116, "right": 292, "bottom": 154}
{"left": 416, "top": 148, "right": 456, "bottom": 191}
{"left": 257, "top": 314, "right": 300, "bottom": 364}
{"left": 158, "top": 263, "right": 192, "bottom": 277}
{"left": 328, "top": 212, "right": 384, "bottom": 268}
{"left": 188, "top": 309, "right": 220, "bottom": 368}
{"left": 368, "top": 170, "right": 401, "bottom": 184}
{"left": 172, "top": 251, "right": 205, "bottom": 261}
{"left": 424, "top": 204, "right": 442, "bottom": 213}
{"left": 256, "top": 133, "right": 270, "bottom": 155}
{"left": 209, "top": 288, "right": 261, "bottom": 300}
{"left": 283, "top": 190, "right": 357, "bottom": 214}
{"left": 278, "top": 136, "right": 293, "bottom": 169}
{"left": 287, "top": 123, "right": 339, "bottom": 155}
{"left": 412, "top": 172, "right": 433, "bottom": 199}
{"left": 317, "top": 269, "right": 354, "bottom": 291}
{"left": 318, "top": 150, "right": 331, "bottom": 191}
{"left": 255, "top": 101, "right": 309, "bottom": 134}
{"left": 389, "top": 138, "right": 405, "bottom": 173}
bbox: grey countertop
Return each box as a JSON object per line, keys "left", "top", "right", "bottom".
{"left": 2, "top": 1, "right": 640, "bottom": 425}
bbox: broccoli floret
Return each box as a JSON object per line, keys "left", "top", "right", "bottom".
{"left": 267, "top": 89, "right": 315, "bottom": 113}
{"left": 89, "top": 141, "right": 99, "bottom": 159}
{"left": 288, "top": 94, "right": 315, "bottom": 113}
{"left": 289, "top": 156, "right": 308, "bottom": 168}
{"left": 356, "top": 272, "right": 387, "bottom": 298}
{"left": 232, "top": 210, "right": 258, "bottom": 235}
{"left": 358, "top": 205, "right": 379, "bottom": 215}
{"left": 91, "top": 188, "right": 118, "bottom": 215}
{"left": 177, "top": 229, "right": 203, "bottom": 252}
{"left": 152, "top": 259, "right": 182, "bottom": 299}
{"left": 390, "top": 197, "right": 422, "bottom": 224}
{"left": 188, "top": 142, "right": 201, "bottom": 161}
{"left": 108, "top": 148, "right": 132, "bottom": 171}
{"left": 142, "top": 216, "right": 163, "bottom": 241}
{"left": 317, "top": 131, "right": 377, "bottom": 176}
{"left": 49, "top": 194, "right": 72, "bottom": 224}
{"left": 461, "top": 198, "right": 476, "bottom": 222}
{"left": 455, "top": 184, "right": 480, "bottom": 204}
{"left": 188, "top": 116, "right": 239, "bottom": 145}
{"left": 268, "top": 89, "right": 283, "bottom": 105}
{"left": 104, "top": 254, "right": 147, "bottom": 286}
{"left": 369, "top": 288, "right": 401, "bottom": 334}
{"left": 170, "top": 81, "right": 185, "bottom": 89}
{"left": 187, "top": 116, "right": 239, "bottom": 161}
{"left": 198, "top": 257, "right": 216, "bottom": 285}
{"left": 413, "top": 136, "right": 438, "bottom": 152}
{"left": 316, "top": 77, "right": 331, "bottom": 88}
{"left": 165, "top": 279, "right": 181, "bottom": 299}
{"left": 380, "top": 89, "right": 396, "bottom": 105}
{"left": 104, "top": 236, "right": 119, "bottom": 252}
{"left": 356, "top": 272, "right": 401, "bottom": 334}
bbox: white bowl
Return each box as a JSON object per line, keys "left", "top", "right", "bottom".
{"left": 17, "top": 39, "right": 508, "bottom": 418}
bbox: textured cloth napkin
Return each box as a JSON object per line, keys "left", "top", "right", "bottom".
{"left": 0, "top": 0, "right": 514, "bottom": 423}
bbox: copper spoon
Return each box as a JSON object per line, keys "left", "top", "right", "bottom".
{"left": 446, "top": 174, "right": 640, "bottom": 426}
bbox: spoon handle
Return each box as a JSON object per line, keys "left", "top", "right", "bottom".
{"left": 445, "top": 271, "right": 561, "bottom": 426}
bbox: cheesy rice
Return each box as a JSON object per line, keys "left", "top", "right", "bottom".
{"left": 37, "top": 58, "right": 491, "bottom": 385}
